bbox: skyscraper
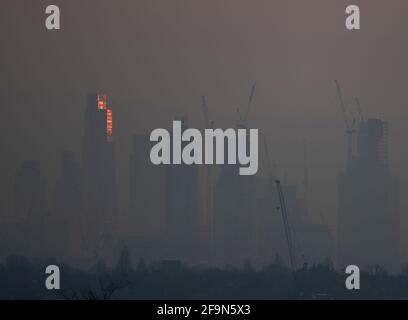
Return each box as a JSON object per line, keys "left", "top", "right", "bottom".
{"left": 14, "top": 161, "right": 47, "bottom": 257}
{"left": 213, "top": 130, "right": 257, "bottom": 267}
{"left": 129, "top": 134, "right": 166, "bottom": 236}
{"left": 165, "top": 117, "right": 199, "bottom": 263}
{"left": 15, "top": 161, "right": 46, "bottom": 223}
{"left": 82, "top": 94, "right": 117, "bottom": 253}
{"left": 53, "top": 151, "right": 84, "bottom": 258}
{"left": 338, "top": 118, "right": 399, "bottom": 272}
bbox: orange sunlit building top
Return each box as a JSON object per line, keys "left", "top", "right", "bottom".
{"left": 106, "top": 109, "right": 113, "bottom": 142}
{"left": 97, "top": 94, "right": 107, "bottom": 110}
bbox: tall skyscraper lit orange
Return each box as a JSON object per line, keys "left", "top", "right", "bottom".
{"left": 82, "top": 94, "right": 117, "bottom": 250}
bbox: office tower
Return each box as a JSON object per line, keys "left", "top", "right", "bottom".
{"left": 165, "top": 117, "right": 199, "bottom": 263}
{"left": 338, "top": 118, "right": 399, "bottom": 272}
{"left": 15, "top": 161, "right": 46, "bottom": 223}
{"left": 14, "top": 161, "right": 46, "bottom": 257}
{"left": 213, "top": 132, "right": 256, "bottom": 267}
{"left": 53, "top": 151, "right": 84, "bottom": 257}
{"left": 129, "top": 134, "right": 166, "bottom": 236}
{"left": 82, "top": 94, "right": 117, "bottom": 251}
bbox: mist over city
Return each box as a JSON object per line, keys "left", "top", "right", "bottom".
{"left": 1, "top": 0, "right": 408, "bottom": 300}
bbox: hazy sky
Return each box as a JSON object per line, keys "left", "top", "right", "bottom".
{"left": 1, "top": 0, "right": 408, "bottom": 260}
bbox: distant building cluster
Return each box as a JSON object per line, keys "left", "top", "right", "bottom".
{"left": 1, "top": 94, "right": 116, "bottom": 263}
{"left": 0, "top": 94, "right": 400, "bottom": 272}
{"left": 338, "top": 118, "right": 400, "bottom": 272}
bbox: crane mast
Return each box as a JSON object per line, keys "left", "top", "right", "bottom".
{"left": 354, "top": 97, "right": 364, "bottom": 125}
{"left": 236, "top": 83, "right": 256, "bottom": 128}
{"left": 244, "top": 83, "right": 256, "bottom": 124}
{"left": 334, "top": 80, "right": 355, "bottom": 165}
{"left": 275, "top": 180, "right": 297, "bottom": 270}
{"left": 263, "top": 135, "right": 297, "bottom": 270}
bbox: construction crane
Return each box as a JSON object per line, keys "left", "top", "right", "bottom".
{"left": 354, "top": 97, "right": 364, "bottom": 125}
{"left": 262, "top": 134, "right": 299, "bottom": 270}
{"left": 237, "top": 83, "right": 256, "bottom": 128}
{"left": 334, "top": 80, "right": 356, "bottom": 164}
{"left": 244, "top": 82, "right": 256, "bottom": 125}
{"left": 262, "top": 134, "right": 273, "bottom": 176}
{"left": 275, "top": 180, "right": 297, "bottom": 270}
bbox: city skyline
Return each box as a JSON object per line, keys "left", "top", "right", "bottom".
{"left": 0, "top": 0, "right": 407, "bottom": 271}
{"left": 0, "top": 91, "right": 397, "bottom": 273}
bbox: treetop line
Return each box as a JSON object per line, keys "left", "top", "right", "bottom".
{"left": 43, "top": 4, "right": 362, "bottom": 31}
